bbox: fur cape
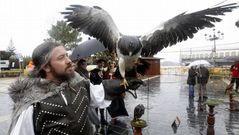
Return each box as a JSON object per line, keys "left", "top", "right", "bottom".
{"left": 8, "top": 72, "right": 84, "bottom": 133}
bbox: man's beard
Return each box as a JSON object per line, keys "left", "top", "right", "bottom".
{"left": 50, "top": 64, "right": 75, "bottom": 82}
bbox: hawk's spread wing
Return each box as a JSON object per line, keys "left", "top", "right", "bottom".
{"left": 62, "top": 5, "right": 120, "bottom": 52}
{"left": 140, "top": 3, "right": 239, "bottom": 57}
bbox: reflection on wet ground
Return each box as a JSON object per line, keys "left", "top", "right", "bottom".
{"left": 106, "top": 75, "right": 239, "bottom": 135}
{"left": 1, "top": 75, "right": 239, "bottom": 135}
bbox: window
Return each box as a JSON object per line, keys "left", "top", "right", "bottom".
{"left": 219, "top": 52, "right": 224, "bottom": 57}
{"left": 225, "top": 52, "right": 230, "bottom": 57}
{"left": 231, "top": 51, "right": 236, "bottom": 56}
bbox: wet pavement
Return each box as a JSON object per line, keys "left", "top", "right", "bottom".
{"left": 0, "top": 78, "right": 14, "bottom": 135}
{"left": 1, "top": 75, "right": 239, "bottom": 135}
{"left": 107, "top": 75, "right": 239, "bottom": 135}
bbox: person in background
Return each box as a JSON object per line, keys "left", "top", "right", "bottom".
{"left": 90, "top": 59, "right": 108, "bottom": 126}
{"left": 24, "top": 60, "right": 35, "bottom": 78}
{"left": 90, "top": 59, "right": 105, "bottom": 85}
{"left": 104, "top": 60, "right": 117, "bottom": 80}
{"left": 26, "top": 60, "right": 34, "bottom": 69}
{"left": 196, "top": 65, "right": 210, "bottom": 101}
{"left": 187, "top": 66, "right": 197, "bottom": 98}
{"left": 104, "top": 60, "right": 129, "bottom": 125}
{"left": 75, "top": 58, "right": 89, "bottom": 79}
{"left": 230, "top": 61, "right": 239, "bottom": 92}
{"left": 8, "top": 42, "right": 143, "bottom": 135}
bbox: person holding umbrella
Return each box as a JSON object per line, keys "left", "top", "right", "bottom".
{"left": 196, "top": 64, "right": 210, "bottom": 101}
{"left": 75, "top": 58, "right": 90, "bottom": 79}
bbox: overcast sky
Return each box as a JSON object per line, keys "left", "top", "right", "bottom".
{"left": 0, "top": 0, "right": 239, "bottom": 62}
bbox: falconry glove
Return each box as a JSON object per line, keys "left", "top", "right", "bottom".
{"left": 102, "top": 79, "right": 144, "bottom": 100}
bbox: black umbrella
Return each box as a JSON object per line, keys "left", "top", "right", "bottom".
{"left": 71, "top": 39, "right": 107, "bottom": 61}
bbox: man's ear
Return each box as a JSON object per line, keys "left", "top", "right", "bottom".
{"left": 42, "top": 65, "right": 51, "bottom": 73}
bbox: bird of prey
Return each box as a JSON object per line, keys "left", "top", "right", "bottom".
{"left": 62, "top": 3, "right": 238, "bottom": 87}
{"left": 133, "top": 104, "right": 145, "bottom": 121}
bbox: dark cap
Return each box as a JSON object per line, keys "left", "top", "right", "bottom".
{"left": 78, "top": 59, "right": 86, "bottom": 63}
{"left": 96, "top": 58, "right": 106, "bottom": 63}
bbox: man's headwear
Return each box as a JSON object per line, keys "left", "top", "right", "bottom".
{"left": 78, "top": 59, "right": 87, "bottom": 64}
{"left": 31, "top": 42, "right": 62, "bottom": 77}
{"left": 96, "top": 58, "right": 106, "bottom": 64}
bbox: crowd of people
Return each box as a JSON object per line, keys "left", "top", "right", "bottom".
{"left": 8, "top": 41, "right": 143, "bottom": 135}
{"left": 75, "top": 57, "right": 129, "bottom": 133}
{"left": 8, "top": 40, "right": 239, "bottom": 135}
{"left": 187, "top": 61, "right": 239, "bottom": 101}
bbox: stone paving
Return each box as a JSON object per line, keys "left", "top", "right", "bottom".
{"left": 1, "top": 75, "right": 239, "bottom": 135}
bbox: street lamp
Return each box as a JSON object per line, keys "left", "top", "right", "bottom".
{"left": 204, "top": 28, "right": 224, "bottom": 66}
{"left": 236, "top": 19, "right": 239, "bottom": 28}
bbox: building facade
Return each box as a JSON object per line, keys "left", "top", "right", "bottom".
{"left": 181, "top": 49, "right": 239, "bottom": 66}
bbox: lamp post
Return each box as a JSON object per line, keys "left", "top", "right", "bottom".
{"left": 204, "top": 28, "right": 224, "bottom": 66}
{"left": 236, "top": 19, "right": 239, "bottom": 27}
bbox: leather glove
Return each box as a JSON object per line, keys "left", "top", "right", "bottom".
{"left": 127, "top": 79, "right": 144, "bottom": 90}
{"left": 102, "top": 79, "right": 144, "bottom": 100}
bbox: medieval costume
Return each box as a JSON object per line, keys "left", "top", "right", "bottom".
{"left": 9, "top": 73, "right": 142, "bottom": 135}
{"left": 103, "top": 62, "right": 128, "bottom": 124}
{"left": 8, "top": 41, "right": 143, "bottom": 135}
{"left": 9, "top": 73, "right": 110, "bottom": 135}
{"left": 89, "top": 59, "right": 108, "bottom": 126}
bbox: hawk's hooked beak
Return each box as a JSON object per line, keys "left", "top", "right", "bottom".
{"left": 129, "top": 52, "right": 132, "bottom": 56}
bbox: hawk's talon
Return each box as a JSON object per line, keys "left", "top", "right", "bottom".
{"left": 134, "top": 61, "right": 143, "bottom": 66}
{"left": 120, "top": 78, "right": 129, "bottom": 89}
{"left": 136, "top": 72, "right": 142, "bottom": 79}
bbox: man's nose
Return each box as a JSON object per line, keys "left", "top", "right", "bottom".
{"left": 66, "top": 56, "right": 72, "bottom": 64}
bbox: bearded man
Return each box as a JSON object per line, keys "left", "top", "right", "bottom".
{"left": 8, "top": 42, "right": 143, "bottom": 135}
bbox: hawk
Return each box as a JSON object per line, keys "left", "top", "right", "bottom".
{"left": 62, "top": 3, "right": 238, "bottom": 87}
